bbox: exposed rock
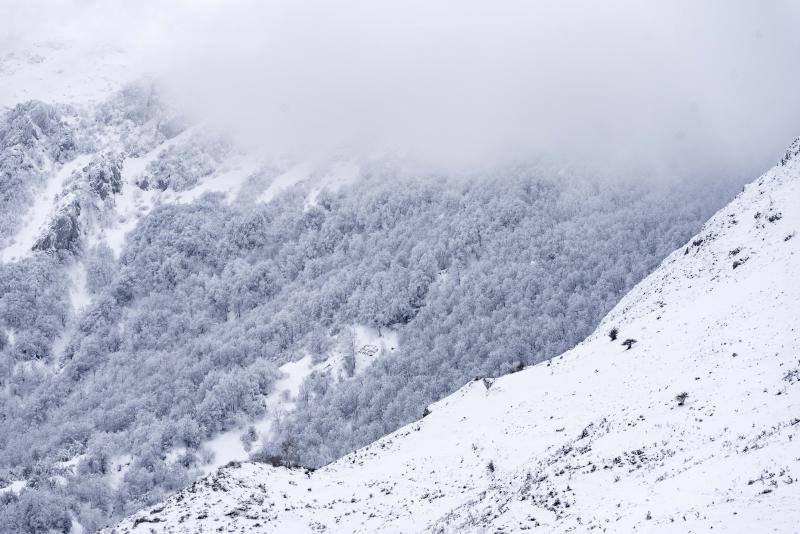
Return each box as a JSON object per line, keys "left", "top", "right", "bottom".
{"left": 780, "top": 137, "right": 800, "bottom": 166}
{"left": 32, "top": 199, "right": 81, "bottom": 254}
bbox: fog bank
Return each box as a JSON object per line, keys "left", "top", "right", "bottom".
{"left": 4, "top": 0, "right": 800, "bottom": 177}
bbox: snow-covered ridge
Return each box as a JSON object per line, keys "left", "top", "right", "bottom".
{"left": 108, "top": 146, "right": 800, "bottom": 532}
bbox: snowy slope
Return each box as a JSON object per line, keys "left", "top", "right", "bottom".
{"left": 107, "top": 146, "right": 800, "bottom": 533}
{"left": 0, "top": 41, "right": 135, "bottom": 109}
{"left": 0, "top": 154, "right": 91, "bottom": 262}
{"left": 1, "top": 40, "right": 367, "bottom": 267}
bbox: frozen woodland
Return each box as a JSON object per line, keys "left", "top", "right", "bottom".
{"left": 1, "top": 2, "right": 800, "bottom": 532}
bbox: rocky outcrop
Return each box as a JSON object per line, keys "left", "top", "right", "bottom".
{"left": 32, "top": 199, "right": 81, "bottom": 254}
{"left": 780, "top": 136, "right": 800, "bottom": 166}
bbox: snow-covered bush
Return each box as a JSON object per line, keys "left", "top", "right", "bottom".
{"left": 0, "top": 489, "right": 71, "bottom": 534}
{"left": 135, "top": 135, "right": 229, "bottom": 192}
{"left": 84, "top": 153, "right": 124, "bottom": 200}
{"left": 94, "top": 81, "right": 182, "bottom": 157}
{"left": 85, "top": 244, "right": 116, "bottom": 294}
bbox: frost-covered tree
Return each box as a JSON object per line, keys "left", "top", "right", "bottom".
{"left": 0, "top": 129, "right": 741, "bottom": 528}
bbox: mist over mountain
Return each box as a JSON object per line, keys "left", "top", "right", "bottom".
{"left": 5, "top": 0, "right": 800, "bottom": 175}
{"left": 0, "top": 3, "right": 799, "bottom": 533}
{"left": 111, "top": 128, "right": 800, "bottom": 534}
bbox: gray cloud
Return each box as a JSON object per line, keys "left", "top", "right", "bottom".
{"left": 4, "top": 0, "right": 800, "bottom": 177}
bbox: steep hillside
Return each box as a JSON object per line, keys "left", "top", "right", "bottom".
{"left": 0, "top": 40, "right": 779, "bottom": 533}
{"left": 110, "top": 145, "right": 800, "bottom": 533}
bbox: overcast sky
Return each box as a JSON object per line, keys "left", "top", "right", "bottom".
{"left": 4, "top": 0, "right": 800, "bottom": 177}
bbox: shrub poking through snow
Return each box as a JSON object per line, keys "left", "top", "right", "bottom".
{"left": 675, "top": 392, "right": 689, "bottom": 406}
{"left": 783, "top": 368, "right": 799, "bottom": 385}
{"left": 622, "top": 338, "right": 637, "bottom": 350}
{"left": 608, "top": 327, "right": 619, "bottom": 341}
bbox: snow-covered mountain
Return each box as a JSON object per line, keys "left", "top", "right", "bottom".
{"left": 108, "top": 145, "right": 800, "bottom": 533}
{"left": 1, "top": 39, "right": 794, "bottom": 533}
{"left": 0, "top": 40, "right": 362, "bottom": 265}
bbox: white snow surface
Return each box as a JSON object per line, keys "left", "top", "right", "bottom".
{"left": 0, "top": 480, "right": 27, "bottom": 496}
{"left": 0, "top": 41, "right": 135, "bottom": 109}
{"left": 108, "top": 156, "right": 800, "bottom": 532}
{"left": 269, "top": 354, "right": 316, "bottom": 405}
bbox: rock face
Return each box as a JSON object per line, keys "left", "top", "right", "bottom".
{"left": 780, "top": 136, "right": 800, "bottom": 166}
{"left": 32, "top": 199, "right": 81, "bottom": 254}
{"left": 107, "top": 147, "right": 800, "bottom": 533}
{"left": 28, "top": 153, "right": 125, "bottom": 256}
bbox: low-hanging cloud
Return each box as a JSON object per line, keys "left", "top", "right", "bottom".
{"left": 5, "top": 0, "right": 800, "bottom": 178}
